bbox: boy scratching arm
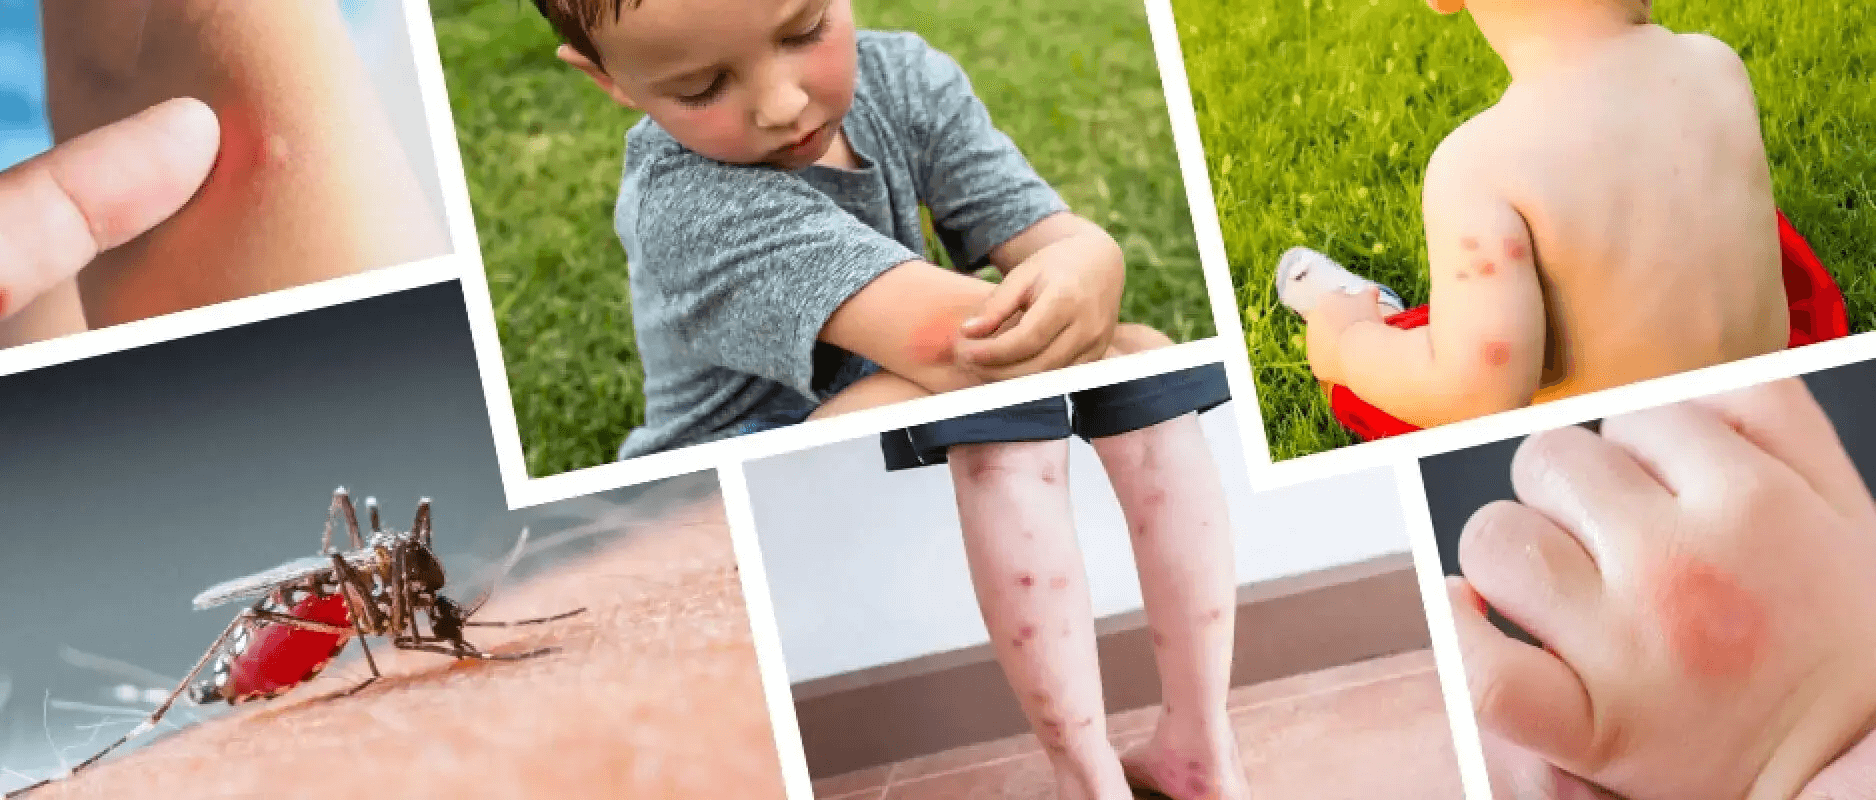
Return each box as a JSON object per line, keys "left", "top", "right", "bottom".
{"left": 821, "top": 211, "right": 1125, "bottom": 395}
{"left": 1307, "top": 136, "right": 1547, "bottom": 428}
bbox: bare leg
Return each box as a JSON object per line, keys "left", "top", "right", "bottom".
{"left": 807, "top": 371, "right": 933, "bottom": 420}
{"left": 1090, "top": 415, "right": 1249, "bottom": 800}
{"left": 949, "top": 440, "right": 1130, "bottom": 800}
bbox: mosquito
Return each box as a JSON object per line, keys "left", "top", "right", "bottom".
{"left": 4, "top": 488, "right": 583, "bottom": 798}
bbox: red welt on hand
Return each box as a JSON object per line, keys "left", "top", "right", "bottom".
{"left": 1650, "top": 556, "right": 1768, "bottom": 681}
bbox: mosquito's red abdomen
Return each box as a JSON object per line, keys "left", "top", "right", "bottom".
{"left": 224, "top": 592, "right": 353, "bottom": 701}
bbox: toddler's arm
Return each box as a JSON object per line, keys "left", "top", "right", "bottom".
{"left": 1308, "top": 128, "right": 1546, "bottom": 427}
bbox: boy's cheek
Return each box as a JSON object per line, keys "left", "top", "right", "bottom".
{"left": 803, "top": 32, "right": 859, "bottom": 122}
{"left": 654, "top": 108, "right": 761, "bottom": 164}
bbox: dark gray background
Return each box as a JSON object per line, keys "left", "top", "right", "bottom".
{"left": 0, "top": 283, "right": 713, "bottom": 786}
{"left": 1421, "top": 361, "right": 1876, "bottom": 575}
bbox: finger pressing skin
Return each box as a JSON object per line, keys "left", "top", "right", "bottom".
{"left": 1510, "top": 426, "right": 1669, "bottom": 569}
{"left": 1599, "top": 400, "right": 1789, "bottom": 506}
{"left": 1689, "top": 379, "right": 1875, "bottom": 523}
{"left": 1458, "top": 500, "right": 1604, "bottom": 660}
{"left": 1448, "top": 577, "right": 1598, "bottom": 770}
{"left": 0, "top": 97, "right": 219, "bottom": 318}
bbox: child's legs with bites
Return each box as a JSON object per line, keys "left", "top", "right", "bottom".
{"left": 948, "top": 439, "right": 1131, "bottom": 800}
{"left": 1089, "top": 413, "right": 1250, "bottom": 800}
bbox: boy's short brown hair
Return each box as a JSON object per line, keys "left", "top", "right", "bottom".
{"left": 531, "top": 0, "right": 643, "bottom": 71}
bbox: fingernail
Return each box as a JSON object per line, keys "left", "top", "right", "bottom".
{"left": 148, "top": 97, "right": 220, "bottom": 143}
{"left": 962, "top": 317, "right": 980, "bottom": 329}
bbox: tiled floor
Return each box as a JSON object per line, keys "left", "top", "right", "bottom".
{"left": 812, "top": 650, "right": 1464, "bottom": 800}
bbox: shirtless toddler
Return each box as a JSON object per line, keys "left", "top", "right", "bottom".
{"left": 1284, "top": 0, "right": 1786, "bottom": 429}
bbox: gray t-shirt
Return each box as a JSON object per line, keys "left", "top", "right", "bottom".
{"left": 612, "top": 30, "right": 1067, "bottom": 459}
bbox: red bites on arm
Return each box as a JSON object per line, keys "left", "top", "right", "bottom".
{"left": 1504, "top": 238, "right": 1528, "bottom": 260}
{"left": 906, "top": 306, "right": 968, "bottom": 366}
{"left": 1476, "top": 259, "right": 1497, "bottom": 277}
{"left": 1461, "top": 236, "right": 1480, "bottom": 251}
{"left": 1482, "top": 340, "right": 1514, "bottom": 367}
{"left": 1650, "top": 557, "right": 1768, "bottom": 680}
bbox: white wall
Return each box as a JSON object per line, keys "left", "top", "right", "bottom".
{"left": 744, "top": 401, "right": 1409, "bottom": 683}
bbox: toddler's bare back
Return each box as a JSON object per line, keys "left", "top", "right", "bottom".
{"left": 1443, "top": 26, "right": 1785, "bottom": 401}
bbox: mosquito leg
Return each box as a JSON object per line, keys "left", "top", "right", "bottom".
{"left": 248, "top": 610, "right": 352, "bottom": 636}
{"left": 322, "top": 488, "right": 344, "bottom": 554}
{"left": 463, "top": 528, "right": 532, "bottom": 619}
{"left": 332, "top": 636, "right": 384, "bottom": 699}
{"left": 5, "top": 776, "right": 52, "bottom": 797}
{"left": 48, "top": 611, "right": 249, "bottom": 783}
{"left": 463, "top": 607, "right": 586, "bottom": 627}
{"left": 413, "top": 498, "right": 432, "bottom": 547}
{"left": 338, "top": 489, "right": 365, "bottom": 550}
{"left": 387, "top": 544, "right": 409, "bottom": 642}
{"left": 392, "top": 639, "right": 559, "bottom": 661}
{"left": 327, "top": 553, "right": 384, "bottom": 633}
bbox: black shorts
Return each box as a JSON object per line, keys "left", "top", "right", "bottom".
{"left": 879, "top": 364, "right": 1231, "bottom": 471}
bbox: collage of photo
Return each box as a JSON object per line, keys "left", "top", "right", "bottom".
{"left": 0, "top": 0, "right": 1869, "bottom": 798}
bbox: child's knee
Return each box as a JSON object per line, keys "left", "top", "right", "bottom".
{"left": 949, "top": 440, "right": 1067, "bottom": 486}
{"left": 1108, "top": 323, "right": 1174, "bottom": 356}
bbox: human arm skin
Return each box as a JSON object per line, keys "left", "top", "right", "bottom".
{"left": 1306, "top": 132, "right": 1547, "bottom": 428}
{"left": 39, "top": 0, "right": 446, "bottom": 333}
{"left": 819, "top": 211, "right": 1122, "bottom": 394}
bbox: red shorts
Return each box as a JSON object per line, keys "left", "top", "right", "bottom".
{"left": 1330, "top": 210, "right": 1849, "bottom": 442}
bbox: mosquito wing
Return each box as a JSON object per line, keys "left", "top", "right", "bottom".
{"left": 192, "top": 555, "right": 341, "bottom": 610}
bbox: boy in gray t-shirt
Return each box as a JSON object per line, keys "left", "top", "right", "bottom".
{"left": 530, "top": 0, "right": 1146, "bottom": 458}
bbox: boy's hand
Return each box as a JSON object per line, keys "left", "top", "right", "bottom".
{"left": 1452, "top": 379, "right": 1876, "bottom": 800}
{"left": 1303, "top": 286, "right": 1387, "bottom": 387}
{"left": 954, "top": 232, "right": 1123, "bottom": 381}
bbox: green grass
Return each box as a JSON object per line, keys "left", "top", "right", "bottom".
{"left": 433, "top": 0, "right": 1211, "bottom": 477}
{"left": 1174, "top": 0, "right": 1876, "bottom": 461}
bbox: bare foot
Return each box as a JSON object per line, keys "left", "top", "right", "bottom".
{"left": 1119, "top": 726, "right": 1252, "bottom": 800}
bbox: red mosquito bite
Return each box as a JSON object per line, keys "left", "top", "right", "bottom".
{"left": 4, "top": 488, "right": 582, "bottom": 798}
